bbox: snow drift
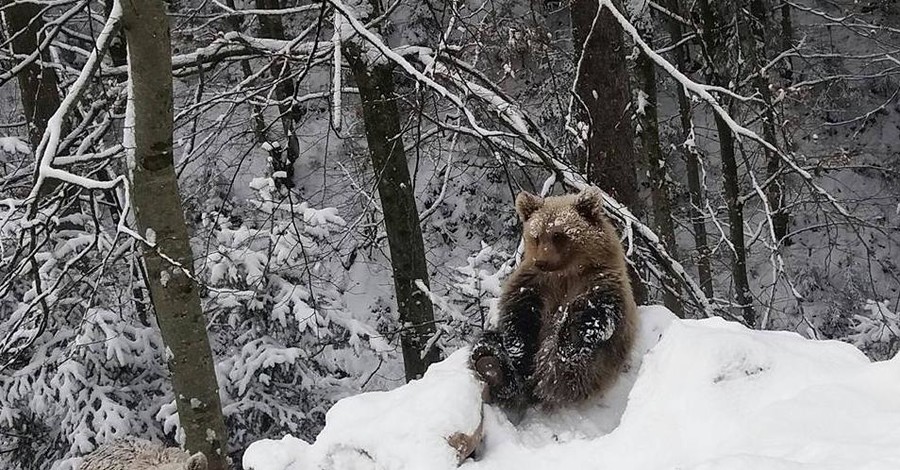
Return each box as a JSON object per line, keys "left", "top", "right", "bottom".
{"left": 243, "top": 306, "right": 900, "bottom": 470}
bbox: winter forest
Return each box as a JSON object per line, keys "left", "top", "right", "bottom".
{"left": 2, "top": 0, "right": 900, "bottom": 468}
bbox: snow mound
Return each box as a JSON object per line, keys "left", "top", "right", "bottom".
{"left": 243, "top": 306, "right": 900, "bottom": 470}
{"left": 243, "top": 348, "right": 484, "bottom": 470}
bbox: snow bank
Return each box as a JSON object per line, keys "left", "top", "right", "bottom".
{"left": 244, "top": 306, "right": 900, "bottom": 470}
{"left": 243, "top": 348, "right": 484, "bottom": 470}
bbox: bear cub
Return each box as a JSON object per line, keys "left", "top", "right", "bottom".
{"left": 470, "top": 188, "right": 637, "bottom": 410}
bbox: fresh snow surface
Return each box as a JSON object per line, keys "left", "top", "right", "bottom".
{"left": 243, "top": 306, "right": 900, "bottom": 470}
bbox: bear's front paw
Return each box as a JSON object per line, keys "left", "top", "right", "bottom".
{"left": 557, "top": 298, "right": 618, "bottom": 362}
{"left": 470, "top": 333, "right": 526, "bottom": 404}
{"left": 473, "top": 355, "right": 504, "bottom": 390}
{"left": 557, "top": 315, "right": 588, "bottom": 363}
{"left": 470, "top": 332, "right": 509, "bottom": 394}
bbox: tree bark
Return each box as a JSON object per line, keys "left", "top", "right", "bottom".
{"left": 120, "top": 1, "right": 229, "bottom": 467}
{"left": 697, "top": 0, "right": 756, "bottom": 325}
{"left": 570, "top": 0, "right": 644, "bottom": 303}
{"left": 662, "top": 0, "right": 714, "bottom": 299}
{"left": 746, "top": 0, "right": 789, "bottom": 244}
{"left": 780, "top": 2, "right": 794, "bottom": 83}
{"left": 569, "top": 0, "right": 639, "bottom": 211}
{"left": 222, "top": 0, "right": 285, "bottom": 173}
{"left": 2, "top": 0, "right": 61, "bottom": 151}
{"left": 255, "top": 0, "right": 301, "bottom": 191}
{"left": 343, "top": 1, "right": 439, "bottom": 381}
{"left": 635, "top": 21, "right": 683, "bottom": 317}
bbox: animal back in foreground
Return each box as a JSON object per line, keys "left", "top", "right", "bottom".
{"left": 78, "top": 438, "right": 207, "bottom": 470}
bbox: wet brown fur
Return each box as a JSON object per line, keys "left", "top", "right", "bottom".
{"left": 507, "top": 188, "right": 637, "bottom": 407}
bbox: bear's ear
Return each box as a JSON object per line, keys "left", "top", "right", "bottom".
{"left": 515, "top": 191, "right": 543, "bottom": 221}
{"left": 574, "top": 187, "right": 605, "bottom": 222}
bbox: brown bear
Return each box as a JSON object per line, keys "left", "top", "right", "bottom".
{"left": 470, "top": 187, "right": 637, "bottom": 411}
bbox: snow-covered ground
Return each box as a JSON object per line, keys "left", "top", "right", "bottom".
{"left": 242, "top": 306, "right": 900, "bottom": 470}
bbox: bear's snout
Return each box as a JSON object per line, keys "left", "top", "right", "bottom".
{"left": 534, "top": 258, "right": 564, "bottom": 272}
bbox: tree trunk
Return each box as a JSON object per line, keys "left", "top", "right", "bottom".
{"left": 569, "top": 0, "right": 639, "bottom": 210}
{"left": 343, "top": 1, "right": 439, "bottom": 381}
{"left": 715, "top": 111, "right": 755, "bottom": 326}
{"left": 698, "top": 0, "right": 756, "bottom": 326}
{"left": 746, "top": 0, "right": 789, "bottom": 244}
{"left": 222, "top": 0, "right": 285, "bottom": 171}
{"left": 3, "top": 0, "right": 84, "bottom": 231}
{"left": 120, "top": 1, "right": 229, "bottom": 467}
{"left": 780, "top": 2, "right": 794, "bottom": 83}
{"left": 663, "top": 0, "right": 714, "bottom": 299}
{"left": 2, "top": 0, "right": 61, "bottom": 151}
{"left": 570, "top": 0, "right": 644, "bottom": 303}
{"left": 104, "top": 0, "right": 128, "bottom": 68}
{"left": 635, "top": 20, "right": 683, "bottom": 317}
{"left": 255, "top": 0, "right": 301, "bottom": 191}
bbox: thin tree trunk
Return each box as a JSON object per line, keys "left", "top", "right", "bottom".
{"left": 3, "top": 0, "right": 84, "bottom": 231}
{"left": 103, "top": 0, "right": 128, "bottom": 68}
{"left": 255, "top": 0, "right": 301, "bottom": 190}
{"left": 698, "top": 0, "right": 756, "bottom": 325}
{"left": 570, "top": 0, "right": 644, "bottom": 303}
{"left": 746, "top": 0, "right": 789, "bottom": 244}
{"left": 715, "top": 110, "right": 755, "bottom": 326}
{"left": 121, "top": 1, "right": 229, "bottom": 467}
{"left": 343, "top": 1, "right": 439, "bottom": 381}
{"left": 663, "top": 0, "right": 714, "bottom": 299}
{"left": 2, "top": 0, "right": 61, "bottom": 151}
{"left": 780, "top": 2, "right": 794, "bottom": 83}
{"left": 635, "top": 21, "right": 683, "bottom": 317}
{"left": 222, "top": 0, "right": 284, "bottom": 169}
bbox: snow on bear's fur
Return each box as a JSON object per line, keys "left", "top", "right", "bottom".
{"left": 78, "top": 438, "right": 207, "bottom": 470}
{"left": 470, "top": 187, "right": 638, "bottom": 410}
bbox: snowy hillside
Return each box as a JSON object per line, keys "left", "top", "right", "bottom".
{"left": 243, "top": 306, "right": 900, "bottom": 470}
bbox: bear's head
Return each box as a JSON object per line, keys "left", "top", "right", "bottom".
{"left": 516, "top": 187, "right": 623, "bottom": 273}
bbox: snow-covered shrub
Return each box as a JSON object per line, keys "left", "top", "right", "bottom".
{"left": 189, "top": 176, "right": 395, "bottom": 451}
{"left": 844, "top": 299, "right": 900, "bottom": 361}
{"left": 0, "top": 202, "right": 172, "bottom": 470}
{"left": 418, "top": 242, "right": 515, "bottom": 356}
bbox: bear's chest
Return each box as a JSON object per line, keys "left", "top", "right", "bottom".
{"left": 537, "top": 274, "right": 588, "bottom": 339}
